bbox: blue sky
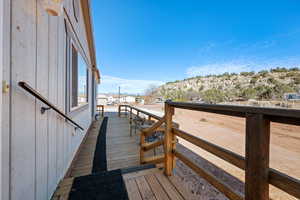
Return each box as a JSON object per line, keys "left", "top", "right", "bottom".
{"left": 92, "top": 0, "right": 300, "bottom": 94}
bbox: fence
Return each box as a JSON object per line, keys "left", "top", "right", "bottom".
{"left": 119, "top": 101, "right": 300, "bottom": 200}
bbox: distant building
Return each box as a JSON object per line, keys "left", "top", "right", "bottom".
{"left": 120, "top": 96, "right": 136, "bottom": 103}
{"left": 107, "top": 96, "right": 116, "bottom": 103}
{"left": 97, "top": 94, "right": 140, "bottom": 104}
{"left": 284, "top": 93, "right": 300, "bottom": 101}
{"left": 135, "top": 97, "right": 144, "bottom": 104}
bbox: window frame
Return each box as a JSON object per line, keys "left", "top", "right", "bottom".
{"left": 68, "top": 39, "right": 89, "bottom": 112}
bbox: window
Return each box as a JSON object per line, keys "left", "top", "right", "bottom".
{"left": 71, "top": 44, "right": 88, "bottom": 108}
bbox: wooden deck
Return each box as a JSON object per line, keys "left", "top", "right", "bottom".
{"left": 52, "top": 111, "right": 196, "bottom": 200}
{"left": 66, "top": 112, "right": 142, "bottom": 178}
{"left": 106, "top": 112, "right": 140, "bottom": 170}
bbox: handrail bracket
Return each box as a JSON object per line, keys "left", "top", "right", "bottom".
{"left": 41, "top": 106, "right": 51, "bottom": 114}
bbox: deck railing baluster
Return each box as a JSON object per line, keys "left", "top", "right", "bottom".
{"left": 245, "top": 114, "right": 270, "bottom": 200}
{"left": 164, "top": 101, "right": 175, "bottom": 176}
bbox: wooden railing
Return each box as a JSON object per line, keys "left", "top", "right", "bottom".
{"left": 119, "top": 105, "right": 167, "bottom": 163}
{"left": 119, "top": 102, "right": 300, "bottom": 200}
{"left": 96, "top": 105, "right": 104, "bottom": 117}
{"left": 118, "top": 104, "right": 129, "bottom": 117}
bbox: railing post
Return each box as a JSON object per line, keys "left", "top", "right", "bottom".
{"left": 164, "top": 101, "right": 175, "bottom": 176}
{"left": 140, "top": 132, "right": 145, "bottom": 164}
{"left": 245, "top": 113, "right": 270, "bottom": 200}
{"left": 130, "top": 107, "right": 133, "bottom": 136}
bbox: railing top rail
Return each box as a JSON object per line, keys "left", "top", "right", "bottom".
{"left": 19, "top": 81, "right": 84, "bottom": 130}
{"left": 166, "top": 101, "right": 300, "bottom": 121}
{"left": 121, "top": 105, "right": 162, "bottom": 120}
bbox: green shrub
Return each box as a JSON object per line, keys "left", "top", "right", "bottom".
{"left": 258, "top": 70, "right": 269, "bottom": 74}
{"left": 273, "top": 83, "right": 294, "bottom": 98}
{"left": 235, "top": 83, "right": 241, "bottom": 89}
{"left": 201, "top": 89, "right": 226, "bottom": 103}
{"left": 289, "top": 67, "right": 300, "bottom": 72}
{"left": 240, "top": 88, "right": 257, "bottom": 100}
{"left": 258, "top": 70, "right": 269, "bottom": 77}
{"left": 250, "top": 77, "right": 258, "bottom": 84}
{"left": 286, "top": 72, "right": 298, "bottom": 77}
{"left": 267, "top": 77, "right": 277, "bottom": 84}
{"left": 240, "top": 71, "right": 255, "bottom": 76}
{"left": 271, "top": 67, "right": 288, "bottom": 73}
{"left": 255, "top": 85, "right": 274, "bottom": 100}
{"left": 279, "top": 75, "right": 285, "bottom": 79}
{"left": 293, "top": 76, "right": 300, "bottom": 84}
{"left": 198, "top": 85, "right": 204, "bottom": 91}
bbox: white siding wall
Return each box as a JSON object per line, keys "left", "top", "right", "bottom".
{"left": 0, "top": 0, "right": 3, "bottom": 198}
{"left": 1, "top": 1, "right": 11, "bottom": 200}
{"left": 4, "top": 0, "right": 96, "bottom": 200}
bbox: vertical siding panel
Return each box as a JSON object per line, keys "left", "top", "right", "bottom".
{"left": 10, "top": 0, "right": 37, "bottom": 200}
{"left": 56, "top": 18, "right": 65, "bottom": 179}
{"left": 1, "top": 0, "right": 11, "bottom": 199}
{"left": 64, "top": 28, "right": 71, "bottom": 170}
{"left": 0, "top": 0, "right": 3, "bottom": 198}
{"left": 0, "top": 0, "right": 2, "bottom": 197}
{"left": 61, "top": 20, "right": 68, "bottom": 173}
{"left": 47, "top": 16, "right": 58, "bottom": 198}
{"left": 35, "top": 2, "right": 49, "bottom": 199}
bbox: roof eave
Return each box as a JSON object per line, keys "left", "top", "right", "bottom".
{"left": 81, "top": 0, "right": 100, "bottom": 84}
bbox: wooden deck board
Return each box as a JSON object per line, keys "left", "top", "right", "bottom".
{"left": 145, "top": 174, "right": 170, "bottom": 200}
{"left": 135, "top": 176, "right": 156, "bottom": 200}
{"left": 125, "top": 179, "right": 143, "bottom": 200}
{"left": 155, "top": 172, "right": 184, "bottom": 200}
{"left": 123, "top": 168, "right": 192, "bottom": 200}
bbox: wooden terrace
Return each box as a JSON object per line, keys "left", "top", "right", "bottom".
{"left": 52, "top": 102, "right": 300, "bottom": 200}
{"left": 52, "top": 111, "right": 193, "bottom": 200}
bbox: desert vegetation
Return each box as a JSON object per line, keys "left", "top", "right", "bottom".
{"left": 158, "top": 67, "right": 300, "bottom": 103}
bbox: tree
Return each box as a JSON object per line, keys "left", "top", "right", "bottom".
{"left": 144, "top": 84, "right": 159, "bottom": 104}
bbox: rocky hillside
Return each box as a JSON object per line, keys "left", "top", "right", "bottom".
{"left": 157, "top": 67, "right": 300, "bottom": 103}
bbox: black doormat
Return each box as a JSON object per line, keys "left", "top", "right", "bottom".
{"left": 92, "top": 117, "right": 108, "bottom": 173}
{"left": 68, "top": 169, "right": 129, "bottom": 200}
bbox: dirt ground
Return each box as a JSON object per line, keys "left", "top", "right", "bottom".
{"left": 140, "top": 103, "right": 300, "bottom": 200}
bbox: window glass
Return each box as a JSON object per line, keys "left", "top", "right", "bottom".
{"left": 71, "top": 45, "right": 88, "bottom": 108}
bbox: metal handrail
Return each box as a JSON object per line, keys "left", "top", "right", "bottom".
{"left": 18, "top": 81, "right": 84, "bottom": 130}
